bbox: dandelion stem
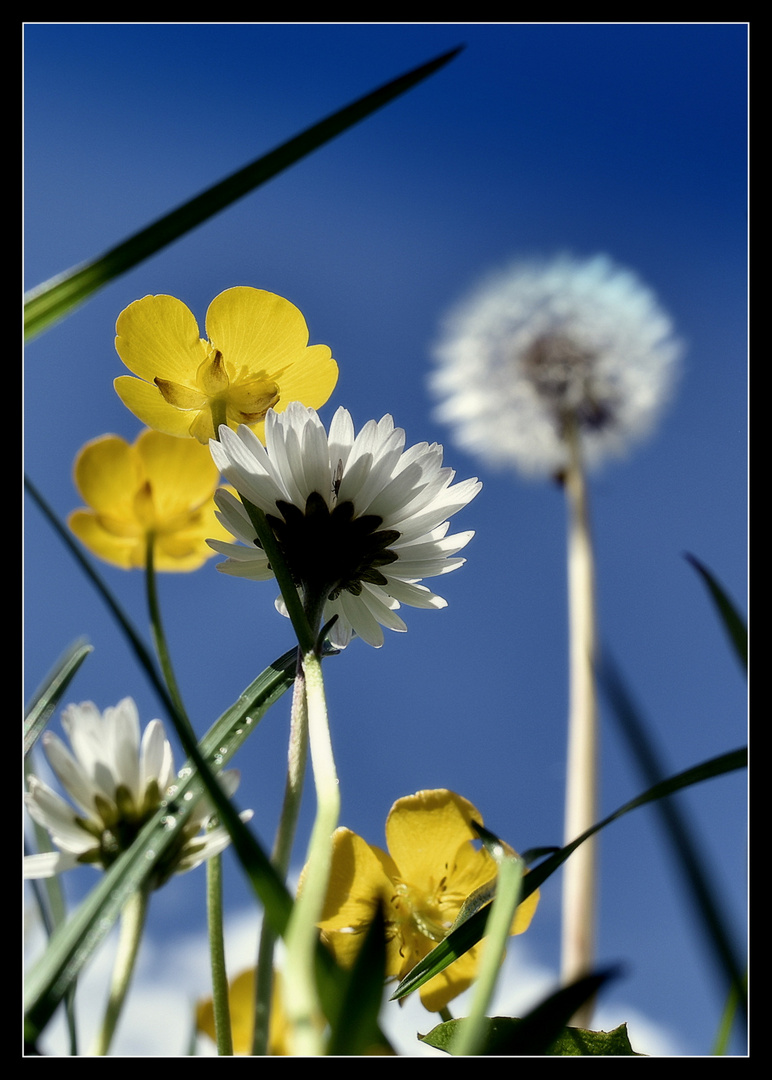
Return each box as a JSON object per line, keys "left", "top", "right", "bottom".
{"left": 253, "top": 657, "right": 309, "bottom": 1055}
{"left": 561, "top": 420, "right": 599, "bottom": 1027}
{"left": 207, "top": 852, "right": 233, "bottom": 1055}
{"left": 91, "top": 884, "right": 150, "bottom": 1055}
{"left": 282, "top": 644, "right": 339, "bottom": 1056}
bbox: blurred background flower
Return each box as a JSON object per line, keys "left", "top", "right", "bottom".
{"left": 431, "top": 254, "right": 683, "bottom": 479}
{"left": 67, "top": 428, "right": 234, "bottom": 571}
{"left": 196, "top": 968, "right": 323, "bottom": 1056}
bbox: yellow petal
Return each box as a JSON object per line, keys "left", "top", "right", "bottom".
{"left": 385, "top": 789, "right": 482, "bottom": 891}
{"left": 196, "top": 969, "right": 296, "bottom": 1056}
{"left": 419, "top": 943, "right": 485, "bottom": 1012}
{"left": 205, "top": 287, "right": 311, "bottom": 375}
{"left": 150, "top": 531, "right": 216, "bottom": 572}
{"left": 67, "top": 509, "right": 144, "bottom": 569}
{"left": 269, "top": 344, "right": 339, "bottom": 417}
{"left": 318, "top": 828, "right": 394, "bottom": 932}
{"left": 114, "top": 376, "right": 201, "bottom": 438}
{"left": 510, "top": 880, "right": 540, "bottom": 936}
{"left": 135, "top": 429, "right": 220, "bottom": 516}
{"left": 115, "top": 294, "right": 208, "bottom": 382}
{"left": 72, "top": 434, "right": 143, "bottom": 516}
{"left": 68, "top": 429, "right": 229, "bottom": 572}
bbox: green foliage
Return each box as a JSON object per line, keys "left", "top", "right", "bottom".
{"left": 24, "top": 639, "right": 93, "bottom": 757}
{"left": 685, "top": 553, "right": 747, "bottom": 673}
{"left": 600, "top": 654, "right": 747, "bottom": 1023}
{"left": 422, "top": 1016, "right": 640, "bottom": 1056}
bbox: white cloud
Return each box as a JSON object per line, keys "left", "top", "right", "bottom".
{"left": 26, "top": 908, "right": 684, "bottom": 1057}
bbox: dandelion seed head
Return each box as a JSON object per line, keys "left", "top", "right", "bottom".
{"left": 431, "top": 254, "right": 683, "bottom": 477}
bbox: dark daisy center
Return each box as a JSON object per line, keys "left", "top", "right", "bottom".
{"left": 521, "top": 332, "right": 615, "bottom": 432}
{"left": 264, "top": 492, "right": 400, "bottom": 601}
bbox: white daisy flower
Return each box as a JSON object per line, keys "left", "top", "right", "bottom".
{"left": 208, "top": 402, "right": 481, "bottom": 648}
{"left": 24, "top": 698, "right": 251, "bottom": 884}
{"left": 431, "top": 254, "right": 683, "bottom": 477}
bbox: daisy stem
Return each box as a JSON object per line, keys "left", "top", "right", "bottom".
{"left": 282, "top": 644, "right": 339, "bottom": 1056}
{"left": 207, "top": 852, "right": 234, "bottom": 1055}
{"left": 560, "top": 420, "right": 599, "bottom": 1027}
{"left": 90, "top": 884, "right": 150, "bottom": 1055}
{"left": 252, "top": 657, "right": 309, "bottom": 1055}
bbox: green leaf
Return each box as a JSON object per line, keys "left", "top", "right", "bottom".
{"left": 391, "top": 747, "right": 747, "bottom": 1003}
{"left": 422, "top": 1014, "right": 639, "bottom": 1056}
{"left": 325, "top": 902, "right": 392, "bottom": 1056}
{"left": 547, "top": 1022, "right": 640, "bottom": 1056}
{"left": 600, "top": 654, "right": 747, "bottom": 1021}
{"left": 24, "top": 649, "right": 297, "bottom": 1043}
{"left": 24, "top": 639, "right": 93, "bottom": 757}
{"left": 685, "top": 553, "right": 747, "bottom": 672}
{"left": 24, "top": 46, "right": 463, "bottom": 340}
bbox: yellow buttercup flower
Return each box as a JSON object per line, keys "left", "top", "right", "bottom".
{"left": 67, "top": 429, "right": 234, "bottom": 571}
{"left": 317, "top": 789, "right": 539, "bottom": 1012}
{"left": 114, "top": 287, "right": 338, "bottom": 444}
{"left": 196, "top": 969, "right": 318, "bottom": 1056}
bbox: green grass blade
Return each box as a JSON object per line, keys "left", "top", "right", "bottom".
{"left": 325, "top": 903, "right": 392, "bottom": 1055}
{"left": 391, "top": 747, "right": 747, "bottom": 1003}
{"left": 24, "top": 649, "right": 297, "bottom": 1044}
{"left": 24, "top": 639, "right": 93, "bottom": 757}
{"left": 684, "top": 553, "right": 747, "bottom": 672}
{"left": 24, "top": 46, "right": 462, "bottom": 341}
{"left": 25, "top": 476, "right": 176, "bottom": 717}
{"left": 712, "top": 969, "right": 747, "bottom": 1054}
{"left": 600, "top": 654, "right": 746, "bottom": 1020}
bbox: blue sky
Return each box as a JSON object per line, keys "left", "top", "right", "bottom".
{"left": 24, "top": 23, "right": 747, "bottom": 1055}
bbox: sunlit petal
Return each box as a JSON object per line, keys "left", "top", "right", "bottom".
{"left": 209, "top": 402, "right": 479, "bottom": 648}
{"left": 115, "top": 287, "right": 337, "bottom": 443}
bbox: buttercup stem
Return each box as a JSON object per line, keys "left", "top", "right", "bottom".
{"left": 252, "top": 657, "right": 309, "bottom": 1055}
{"left": 146, "top": 537, "right": 233, "bottom": 1047}
{"left": 560, "top": 419, "right": 599, "bottom": 1027}
{"left": 210, "top": 399, "right": 228, "bottom": 440}
{"left": 207, "top": 852, "right": 233, "bottom": 1055}
{"left": 144, "top": 536, "right": 196, "bottom": 743}
{"left": 90, "top": 884, "right": 150, "bottom": 1055}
